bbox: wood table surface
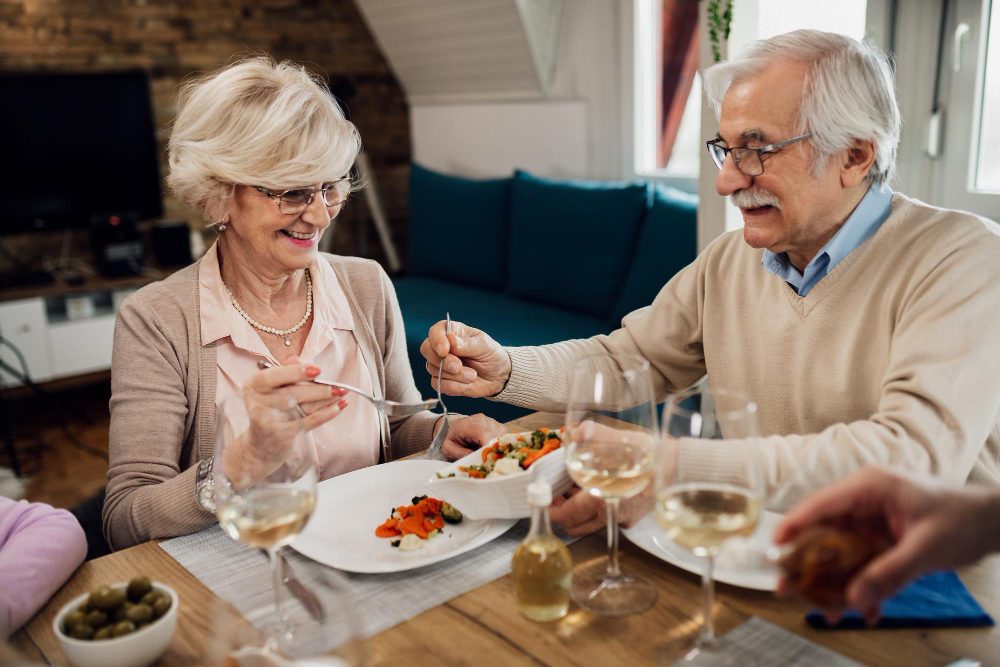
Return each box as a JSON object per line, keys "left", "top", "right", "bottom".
{"left": 12, "top": 412, "right": 1000, "bottom": 666}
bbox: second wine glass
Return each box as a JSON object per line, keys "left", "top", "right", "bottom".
{"left": 213, "top": 393, "right": 318, "bottom": 653}
{"left": 564, "top": 353, "right": 659, "bottom": 617}
{"left": 656, "top": 386, "right": 762, "bottom": 664}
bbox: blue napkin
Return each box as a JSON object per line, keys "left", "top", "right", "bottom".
{"left": 806, "top": 570, "right": 994, "bottom": 629}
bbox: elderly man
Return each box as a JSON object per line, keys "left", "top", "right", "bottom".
{"left": 421, "top": 30, "right": 1000, "bottom": 536}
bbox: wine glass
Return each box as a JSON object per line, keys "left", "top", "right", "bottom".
{"left": 205, "top": 563, "right": 366, "bottom": 666}
{"left": 656, "top": 386, "right": 762, "bottom": 664}
{"left": 564, "top": 353, "right": 659, "bottom": 617}
{"left": 214, "top": 393, "right": 318, "bottom": 653}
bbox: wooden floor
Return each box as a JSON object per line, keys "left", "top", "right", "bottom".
{"left": 1, "top": 380, "right": 111, "bottom": 509}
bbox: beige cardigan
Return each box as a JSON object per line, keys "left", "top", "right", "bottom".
{"left": 495, "top": 193, "right": 1000, "bottom": 507}
{"left": 103, "top": 254, "right": 438, "bottom": 550}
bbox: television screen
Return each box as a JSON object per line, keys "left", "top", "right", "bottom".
{"left": 0, "top": 70, "right": 163, "bottom": 233}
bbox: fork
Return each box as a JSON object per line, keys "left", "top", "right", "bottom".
{"left": 255, "top": 359, "right": 438, "bottom": 417}
{"left": 424, "top": 313, "right": 452, "bottom": 459}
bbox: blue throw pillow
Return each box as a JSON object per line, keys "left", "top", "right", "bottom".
{"left": 408, "top": 163, "right": 510, "bottom": 290}
{"left": 506, "top": 170, "right": 649, "bottom": 319}
{"left": 609, "top": 184, "right": 698, "bottom": 324}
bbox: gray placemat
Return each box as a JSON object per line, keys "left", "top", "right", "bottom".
{"left": 161, "top": 519, "right": 572, "bottom": 655}
{"left": 675, "top": 616, "right": 865, "bottom": 666}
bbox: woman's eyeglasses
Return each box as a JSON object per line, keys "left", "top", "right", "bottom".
{"left": 706, "top": 133, "right": 812, "bottom": 177}
{"left": 253, "top": 177, "right": 352, "bottom": 215}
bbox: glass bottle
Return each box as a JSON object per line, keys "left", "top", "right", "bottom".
{"left": 511, "top": 480, "right": 574, "bottom": 621}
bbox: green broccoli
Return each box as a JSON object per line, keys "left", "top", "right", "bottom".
{"left": 441, "top": 502, "right": 463, "bottom": 524}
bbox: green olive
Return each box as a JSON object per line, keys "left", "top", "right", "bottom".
{"left": 151, "top": 595, "right": 171, "bottom": 619}
{"left": 84, "top": 609, "right": 109, "bottom": 628}
{"left": 69, "top": 624, "right": 95, "bottom": 640}
{"left": 126, "top": 576, "right": 153, "bottom": 602}
{"left": 126, "top": 604, "right": 153, "bottom": 624}
{"left": 93, "top": 626, "right": 113, "bottom": 640}
{"left": 112, "top": 602, "right": 133, "bottom": 623}
{"left": 139, "top": 590, "right": 161, "bottom": 607}
{"left": 89, "top": 586, "right": 126, "bottom": 611}
{"left": 112, "top": 620, "right": 136, "bottom": 637}
{"left": 63, "top": 610, "right": 87, "bottom": 633}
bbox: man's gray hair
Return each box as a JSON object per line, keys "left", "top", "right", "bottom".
{"left": 703, "top": 29, "right": 900, "bottom": 186}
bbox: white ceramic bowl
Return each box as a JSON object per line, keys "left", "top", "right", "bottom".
{"left": 426, "top": 431, "right": 573, "bottom": 519}
{"left": 53, "top": 582, "right": 179, "bottom": 667}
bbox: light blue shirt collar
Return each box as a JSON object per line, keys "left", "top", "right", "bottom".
{"left": 761, "top": 182, "right": 893, "bottom": 296}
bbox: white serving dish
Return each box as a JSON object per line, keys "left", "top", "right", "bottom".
{"left": 53, "top": 582, "right": 179, "bottom": 667}
{"left": 425, "top": 431, "right": 573, "bottom": 520}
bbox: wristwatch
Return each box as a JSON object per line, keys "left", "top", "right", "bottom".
{"left": 195, "top": 456, "right": 216, "bottom": 512}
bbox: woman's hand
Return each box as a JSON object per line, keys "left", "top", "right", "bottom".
{"left": 436, "top": 413, "right": 508, "bottom": 461}
{"left": 774, "top": 466, "right": 1000, "bottom": 624}
{"left": 223, "top": 356, "right": 348, "bottom": 486}
{"left": 420, "top": 320, "right": 511, "bottom": 397}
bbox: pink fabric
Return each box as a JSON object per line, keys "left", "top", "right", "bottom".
{"left": 199, "top": 243, "right": 380, "bottom": 479}
{"left": 0, "top": 497, "right": 87, "bottom": 638}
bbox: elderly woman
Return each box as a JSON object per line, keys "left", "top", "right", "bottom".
{"left": 102, "top": 57, "right": 505, "bottom": 551}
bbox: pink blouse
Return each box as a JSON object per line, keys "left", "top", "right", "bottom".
{"left": 199, "top": 243, "right": 380, "bottom": 478}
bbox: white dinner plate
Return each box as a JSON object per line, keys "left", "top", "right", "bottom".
{"left": 621, "top": 510, "right": 783, "bottom": 591}
{"left": 290, "top": 460, "right": 517, "bottom": 574}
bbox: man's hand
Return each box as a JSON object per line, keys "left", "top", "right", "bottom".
{"left": 436, "top": 413, "right": 508, "bottom": 461}
{"left": 550, "top": 486, "right": 655, "bottom": 537}
{"left": 774, "top": 466, "right": 1000, "bottom": 624}
{"left": 420, "top": 320, "right": 511, "bottom": 397}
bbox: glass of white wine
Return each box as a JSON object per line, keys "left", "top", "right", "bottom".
{"left": 213, "top": 393, "right": 318, "bottom": 652}
{"left": 656, "top": 386, "right": 761, "bottom": 664}
{"left": 564, "top": 353, "right": 659, "bottom": 617}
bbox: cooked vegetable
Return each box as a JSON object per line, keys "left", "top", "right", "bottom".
{"left": 374, "top": 495, "right": 454, "bottom": 548}
{"left": 453, "top": 428, "right": 565, "bottom": 479}
{"left": 441, "top": 502, "right": 463, "bottom": 524}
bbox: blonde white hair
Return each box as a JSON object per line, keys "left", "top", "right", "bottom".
{"left": 703, "top": 30, "right": 900, "bottom": 186}
{"left": 166, "top": 55, "right": 362, "bottom": 223}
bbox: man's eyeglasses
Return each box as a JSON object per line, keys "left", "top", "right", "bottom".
{"left": 253, "top": 177, "right": 352, "bottom": 215}
{"left": 706, "top": 133, "right": 812, "bottom": 177}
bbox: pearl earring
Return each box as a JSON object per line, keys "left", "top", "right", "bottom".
{"left": 216, "top": 219, "right": 227, "bottom": 232}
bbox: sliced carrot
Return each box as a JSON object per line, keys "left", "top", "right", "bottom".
{"left": 400, "top": 515, "right": 428, "bottom": 538}
{"left": 434, "top": 515, "right": 444, "bottom": 529}
{"left": 375, "top": 518, "right": 401, "bottom": 537}
{"left": 424, "top": 497, "right": 443, "bottom": 514}
{"left": 468, "top": 469, "right": 485, "bottom": 478}
{"left": 539, "top": 427, "right": 549, "bottom": 433}
{"left": 524, "top": 439, "right": 562, "bottom": 468}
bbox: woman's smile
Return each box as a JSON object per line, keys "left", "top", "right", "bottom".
{"left": 280, "top": 227, "right": 318, "bottom": 246}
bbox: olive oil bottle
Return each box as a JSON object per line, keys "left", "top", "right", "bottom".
{"left": 511, "top": 480, "right": 573, "bottom": 621}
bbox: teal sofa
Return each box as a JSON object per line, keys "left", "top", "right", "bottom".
{"left": 394, "top": 165, "right": 698, "bottom": 423}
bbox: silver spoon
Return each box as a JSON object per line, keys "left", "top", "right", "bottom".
{"left": 255, "top": 359, "right": 438, "bottom": 417}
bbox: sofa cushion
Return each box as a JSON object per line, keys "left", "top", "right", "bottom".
{"left": 394, "top": 277, "right": 610, "bottom": 422}
{"left": 408, "top": 163, "right": 511, "bottom": 290}
{"left": 506, "top": 170, "right": 648, "bottom": 320}
{"left": 609, "top": 184, "right": 698, "bottom": 325}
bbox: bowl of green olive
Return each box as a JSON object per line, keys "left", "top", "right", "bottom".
{"left": 53, "top": 575, "right": 178, "bottom": 667}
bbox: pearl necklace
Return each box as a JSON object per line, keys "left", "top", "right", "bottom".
{"left": 225, "top": 269, "right": 313, "bottom": 346}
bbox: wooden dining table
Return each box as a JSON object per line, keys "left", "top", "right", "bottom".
{"left": 11, "top": 412, "right": 1000, "bottom": 666}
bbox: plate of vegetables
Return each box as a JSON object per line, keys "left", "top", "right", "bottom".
{"left": 290, "top": 459, "right": 517, "bottom": 573}
{"left": 426, "top": 428, "right": 574, "bottom": 520}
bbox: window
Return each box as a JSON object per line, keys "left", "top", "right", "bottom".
{"left": 634, "top": 0, "right": 868, "bottom": 188}
{"left": 974, "top": 0, "right": 1000, "bottom": 191}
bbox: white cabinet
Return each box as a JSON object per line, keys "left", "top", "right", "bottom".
{"left": 47, "top": 315, "right": 116, "bottom": 379}
{"left": 0, "top": 286, "right": 136, "bottom": 387}
{"left": 0, "top": 298, "right": 53, "bottom": 386}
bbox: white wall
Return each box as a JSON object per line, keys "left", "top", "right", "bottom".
{"left": 410, "top": 0, "right": 626, "bottom": 180}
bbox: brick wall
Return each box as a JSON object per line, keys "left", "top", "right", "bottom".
{"left": 0, "top": 0, "right": 411, "bottom": 271}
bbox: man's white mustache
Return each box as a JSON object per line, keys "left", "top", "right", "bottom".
{"left": 731, "top": 188, "right": 781, "bottom": 209}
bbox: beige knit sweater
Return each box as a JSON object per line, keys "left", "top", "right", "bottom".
{"left": 495, "top": 194, "right": 1000, "bottom": 507}
{"left": 103, "top": 254, "right": 438, "bottom": 550}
